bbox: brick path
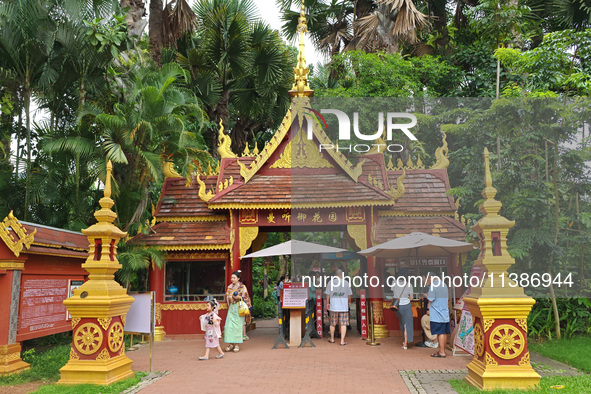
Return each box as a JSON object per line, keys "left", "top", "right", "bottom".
{"left": 127, "top": 320, "right": 469, "bottom": 394}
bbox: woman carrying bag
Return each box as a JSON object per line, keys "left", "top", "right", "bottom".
{"left": 390, "top": 268, "right": 414, "bottom": 349}
{"left": 224, "top": 270, "right": 251, "bottom": 352}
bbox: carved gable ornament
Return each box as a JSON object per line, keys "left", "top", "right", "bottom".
{"left": 0, "top": 211, "right": 36, "bottom": 257}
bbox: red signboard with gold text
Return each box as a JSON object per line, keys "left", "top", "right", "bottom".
{"left": 17, "top": 275, "right": 83, "bottom": 341}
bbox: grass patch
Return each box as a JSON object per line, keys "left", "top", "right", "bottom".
{"left": 529, "top": 336, "right": 591, "bottom": 373}
{"left": 450, "top": 375, "right": 591, "bottom": 393}
{"left": 32, "top": 372, "right": 147, "bottom": 394}
{"left": 0, "top": 333, "right": 144, "bottom": 387}
{"left": 0, "top": 344, "right": 70, "bottom": 386}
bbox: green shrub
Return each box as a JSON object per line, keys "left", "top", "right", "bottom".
{"left": 529, "top": 298, "right": 591, "bottom": 340}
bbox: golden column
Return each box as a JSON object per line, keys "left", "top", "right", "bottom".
{"left": 464, "top": 148, "right": 540, "bottom": 389}
{"left": 59, "top": 161, "right": 135, "bottom": 385}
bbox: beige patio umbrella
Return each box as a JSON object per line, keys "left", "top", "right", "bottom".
{"left": 240, "top": 239, "right": 346, "bottom": 259}
{"left": 358, "top": 232, "right": 474, "bottom": 258}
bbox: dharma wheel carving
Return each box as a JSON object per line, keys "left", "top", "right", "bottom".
{"left": 474, "top": 322, "right": 484, "bottom": 357}
{"left": 108, "top": 322, "right": 124, "bottom": 352}
{"left": 74, "top": 323, "right": 103, "bottom": 355}
{"left": 489, "top": 324, "right": 525, "bottom": 360}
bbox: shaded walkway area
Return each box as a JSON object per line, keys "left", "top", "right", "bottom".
{"left": 128, "top": 320, "right": 469, "bottom": 394}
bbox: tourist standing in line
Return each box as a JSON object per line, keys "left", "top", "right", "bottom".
{"left": 325, "top": 269, "right": 352, "bottom": 345}
{"left": 224, "top": 270, "right": 251, "bottom": 352}
{"left": 425, "top": 272, "right": 450, "bottom": 358}
{"left": 391, "top": 268, "right": 414, "bottom": 349}
{"left": 199, "top": 300, "right": 224, "bottom": 360}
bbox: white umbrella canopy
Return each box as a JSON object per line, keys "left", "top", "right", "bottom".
{"left": 358, "top": 232, "right": 475, "bottom": 258}
{"left": 240, "top": 240, "right": 347, "bottom": 259}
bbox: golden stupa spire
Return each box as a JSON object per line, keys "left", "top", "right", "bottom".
{"left": 289, "top": 1, "right": 313, "bottom": 97}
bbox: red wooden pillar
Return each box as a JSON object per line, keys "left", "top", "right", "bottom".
{"left": 0, "top": 258, "right": 29, "bottom": 375}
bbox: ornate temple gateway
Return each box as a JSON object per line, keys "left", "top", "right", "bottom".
{"left": 133, "top": 6, "right": 465, "bottom": 338}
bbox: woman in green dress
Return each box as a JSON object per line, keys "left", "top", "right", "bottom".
{"left": 224, "top": 270, "right": 251, "bottom": 352}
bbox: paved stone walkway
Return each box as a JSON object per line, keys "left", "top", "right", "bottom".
{"left": 127, "top": 320, "right": 469, "bottom": 394}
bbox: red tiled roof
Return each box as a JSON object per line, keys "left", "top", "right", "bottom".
{"left": 155, "top": 177, "right": 223, "bottom": 218}
{"left": 131, "top": 221, "right": 230, "bottom": 248}
{"left": 17, "top": 222, "right": 89, "bottom": 258}
{"left": 387, "top": 169, "right": 455, "bottom": 212}
{"left": 375, "top": 215, "right": 465, "bottom": 243}
{"left": 208, "top": 173, "right": 393, "bottom": 206}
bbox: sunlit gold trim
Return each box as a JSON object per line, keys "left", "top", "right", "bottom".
{"left": 377, "top": 210, "right": 456, "bottom": 217}
{"left": 155, "top": 216, "right": 226, "bottom": 223}
{"left": 238, "top": 110, "right": 293, "bottom": 184}
{"left": 153, "top": 244, "right": 231, "bottom": 251}
{"left": 209, "top": 200, "right": 396, "bottom": 210}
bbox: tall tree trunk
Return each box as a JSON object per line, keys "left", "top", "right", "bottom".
{"left": 432, "top": 0, "right": 448, "bottom": 49}
{"left": 24, "top": 74, "right": 31, "bottom": 221}
{"left": 549, "top": 139, "right": 561, "bottom": 339}
{"left": 576, "top": 193, "right": 585, "bottom": 290}
{"left": 149, "top": 0, "right": 164, "bottom": 65}
{"left": 15, "top": 97, "right": 22, "bottom": 177}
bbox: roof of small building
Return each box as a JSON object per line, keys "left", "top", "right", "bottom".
{"left": 374, "top": 215, "right": 466, "bottom": 243}
{"left": 131, "top": 221, "right": 231, "bottom": 250}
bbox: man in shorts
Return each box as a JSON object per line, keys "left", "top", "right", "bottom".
{"left": 425, "top": 273, "right": 450, "bottom": 358}
{"left": 325, "top": 269, "right": 352, "bottom": 346}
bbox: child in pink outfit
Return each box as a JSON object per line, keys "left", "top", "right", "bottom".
{"left": 199, "top": 300, "right": 224, "bottom": 360}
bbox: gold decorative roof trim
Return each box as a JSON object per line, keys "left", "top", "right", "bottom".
{"left": 431, "top": 132, "right": 449, "bottom": 169}
{"left": 217, "top": 119, "right": 237, "bottom": 159}
{"left": 311, "top": 116, "right": 365, "bottom": 182}
{"left": 0, "top": 211, "right": 36, "bottom": 257}
{"left": 377, "top": 210, "right": 456, "bottom": 217}
{"left": 166, "top": 252, "right": 228, "bottom": 260}
{"left": 161, "top": 303, "right": 228, "bottom": 311}
{"left": 196, "top": 174, "right": 215, "bottom": 202}
{"left": 270, "top": 125, "right": 332, "bottom": 169}
{"left": 154, "top": 244, "right": 231, "bottom": 251}
{"left": 163, "top": 161, "right": 181, "bottom": 178}
{"left": 387, "top": 169, "right": 406, "bottom": 200}
{"left": 238, "top": 109, "right": 293, "bottom": 183}
{"left": 32, "top": 241, "right": 87, "bottom": 251}
{"left": 155, "top": 216, "right": 227, "bottom": 223}
{"left": 208, "top": 200, "right": 397, "bottom": 210}
{"left": 25, "top": 250, "right": 87, "bottom": 259}
{"left": 387, "top": 154, "right": 425, "bottom": 170}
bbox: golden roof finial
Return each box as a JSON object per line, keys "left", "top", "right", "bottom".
{"left": 289, "top": 1, "right": 313, "bottom": 98}
{"left": 482, "top": 147, "right": 497, "bottom": 202}
{"left": 217, "top": 119, "right": 237, "bottom": 159}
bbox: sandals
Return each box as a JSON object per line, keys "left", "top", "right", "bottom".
{"left": 215, "top": 353, "right": 225, "bottom": 359}
{"left": 198, "top": 356, "right": 208, "bottom": 360}
{"left": 328, "top": 339, "right": 335, "bottom": 343}
{"left": 431, "top": 352, "right": 446, "bottom": 358}
{"left": 233, "top": 345, "right": 240, "bottom": 352}
{"left": 340, "top": 341, "right": 348, "bottom": 346}
{"left": 224, "top": 345, "right": 234, "bottom": 352}
{"left": 243, "top": 335, "right": 249, "bottom": 341}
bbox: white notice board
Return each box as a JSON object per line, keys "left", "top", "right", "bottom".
{"left": 282, "top": 283, "right": 308, "bottom": 309}
{"left": 124, "top": 292, "right": 153, "bottom": 334}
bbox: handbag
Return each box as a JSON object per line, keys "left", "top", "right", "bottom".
{"left": 238, "top": 298, "right": 250, "bottom": 317}
{"left": 389, "top": 281, "right": 408, "bottom": 311}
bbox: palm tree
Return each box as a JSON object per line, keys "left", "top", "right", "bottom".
{"left": 0, "top": 0, "right": 58, "bottom": 220}
{"left": 87, "top": 63, "right": 207, "bottom": 229}
{"left": 353, "top": 0, "right": 429, "bottom": 53}
{"left": 178, "top": 0, "right": 293, "bottom": 154}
